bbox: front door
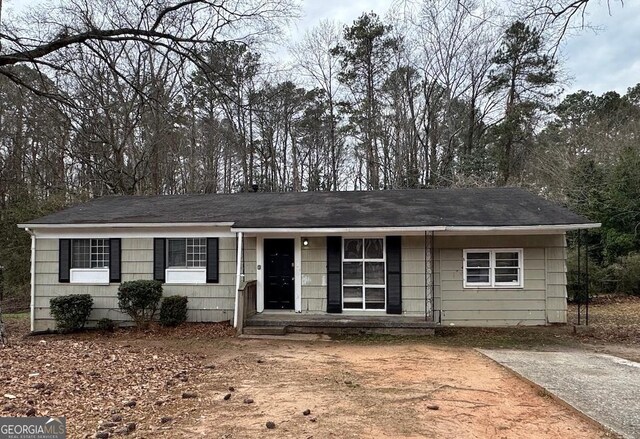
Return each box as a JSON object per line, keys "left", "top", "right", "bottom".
{"left": 264, "top": 239, "right": 295, "bottom": 310}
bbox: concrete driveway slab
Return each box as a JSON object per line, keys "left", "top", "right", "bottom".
{"left": 479, "top": 349, "right": 640, "bottom": 439}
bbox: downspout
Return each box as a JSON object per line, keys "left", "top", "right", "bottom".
{"left": 233, "top": 231, "right": 244, "bottom": 328}
{"left": 25, "top": 228, "right": 36, "bottom": 332}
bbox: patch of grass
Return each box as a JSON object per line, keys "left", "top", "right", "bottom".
{"left": 3, "top": 312, "right": 29, "bottom": 321}
{"left": 334, "top": 326, "right": 579, "bottom": 349}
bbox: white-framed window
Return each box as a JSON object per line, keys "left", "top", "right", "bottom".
{"left": 71, "top": 239, "right": 109, "bottom": 268}
{"left": 166, "top": 238, "right": 207, "bottom": 284}
{"left": 167, "top": 238, "right": 207, "bottom": 268}
{"left": 70, "top": 239, "right": 110, "bottom": 284}
{"left": 463, "top": 249, "right": 523, "bottom": 288}
{"left": 342, "top": 238, "right": 386, "bottom": 310}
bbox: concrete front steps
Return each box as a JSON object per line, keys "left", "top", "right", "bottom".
{"left": 243, "top": 313, "right": 436, "bottom": 336}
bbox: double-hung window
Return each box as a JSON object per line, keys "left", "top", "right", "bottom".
{"left": 165, "top": 238, "right": 207, "bottom": 284}
{"left": 342, "top": 238, "right": 386, "bottom": 310}
{"left": 69, "top": 239, "right": 110, "bottom": 283}
{"left": 168, "top": 238, "right": 206, "bottom": 268}
{"left": 71, "top": 239, "right": 110, "bottom": 268}
{"left": 463, "top": 249, "right": 523, "bottom": 288}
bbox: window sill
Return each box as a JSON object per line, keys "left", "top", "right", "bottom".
{"left": 463, "top": 284, "right": 524, "bottom": 289}
{"left": 70, "top": 268, "right": 110, "bottom": 284}
{"left": 165, "top": 268, "right": 206, "bottom": 285}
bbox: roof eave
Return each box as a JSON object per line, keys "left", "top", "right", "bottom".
{"left": 18, "top": 222, "right": 235, "bottom": 229}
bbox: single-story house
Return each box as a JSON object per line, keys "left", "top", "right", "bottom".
{"left": 19, "top": 188, "right": 599, "bottom": 333}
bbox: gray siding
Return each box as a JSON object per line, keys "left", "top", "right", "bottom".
{"left": 33, "top": 232, "right": 568, "bottom": 330}
{"left": 401, "top": 236, "right": 441, "bottom": 317}
{"left": 33, "top": 237, "right": 239, "bottom": 331}
{"left": 301, "top": 237, "right": 327, "bottom": 313}
{"left": 437, "top": 234, "right": 567, "bottom": 326}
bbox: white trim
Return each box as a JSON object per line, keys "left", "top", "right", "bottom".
{"left": 256, "top": 237, "right": 265, "bottom": 313}
{"left": 233, "top": 232, "right": 243, "bottom": 328}
{"left": 232, "top": 224, "right": 600, "bottom": 234}
{"left": 19, "top": 222, "right": 234, "bottom": 229}
{"left": 294, "top": 237, "right": 302, "bottom": 313}
{"left": 27, "top": 229, "right": 36, "bottom": 332}
{"left": 70, "top": 268, "right": 110, "bottom": 284}
{"left": 164, "top": 268, "right": 206, "bottom": 284}
{"left": 463, "top": 248, "right": 524, "bottom": 289}
{"left": 28, "top": 227, "right": 235, "bottom": 239}
{"left": 235, "top": 226, "right": 446, "bottom": 234}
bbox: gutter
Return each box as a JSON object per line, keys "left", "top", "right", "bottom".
{"left": 24, "top": 228, "right": 36, "bottom": 332}
{"left": 17, "top": 222, "right": 235, "bottom": 229}
{"left": 230, "top": 223, "right": 602, "bottom": 234}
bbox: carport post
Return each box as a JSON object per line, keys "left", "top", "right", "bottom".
{"left": 585, "top": 232, "right": 589, "bottom": 326}
{"left": 577, "top": 230, "right": 581, "bottom": 325}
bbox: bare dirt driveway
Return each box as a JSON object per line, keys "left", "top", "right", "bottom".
{"left": 172, "top": 337, "right": 611, "bottom": 439}
{"left": 0, "top": 318, "right": 616, "bottom": 439}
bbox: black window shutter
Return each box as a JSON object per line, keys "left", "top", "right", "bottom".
{"left": 206, "top": 238, "right": 219, "bottom": 283}
{"left": 58, "top": 239, "right": 71, "bottom": 283}
{"left": 153, "top": 238, "right": 166, "bottom": 282}
{"left": 386, "top": 236, "right": 402, "bottom": 314}
{"left": 109, "top": 238, "right": 121, "bottom": 283}
{"left": 326, "top": 236, "right": 342, "bottom": 313}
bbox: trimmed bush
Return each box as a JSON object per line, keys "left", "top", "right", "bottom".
{"left": 160, "top": 295, "right": 189, "bottom": 327}
{"left": 117, "top": 280, "right": 163, "bottom": 329}
{"left": 50, "top": 294, "right": 93, "bottom": 332}
{"left": 97, "top": 318, "right": 116, "bottom": 333}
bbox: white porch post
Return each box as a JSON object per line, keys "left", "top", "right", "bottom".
{"left": 294, "top": 236, "right": 302, "bottom": 313}
{"left": 233, "top": 231, "right": 244, "bottom": 328}
{"left": 256, "top": 237, "right": 264, "bottom": 312}
{"left": 28, "top": 230, "right": 36, "bottom": 332}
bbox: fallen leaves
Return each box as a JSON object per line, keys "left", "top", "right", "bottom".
{"left": 0, "top": 322, "right": 233, "bottom": 438}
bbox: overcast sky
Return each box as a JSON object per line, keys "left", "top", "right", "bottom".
{"left": 4, "top": 0, "right": 639, "bottom": 96}
{"left": 294, "top": 0, "right": 639, "bottom": 96}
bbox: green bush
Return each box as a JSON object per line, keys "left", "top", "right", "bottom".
{"left": 615, "top": 253, "right": 640, "bottom": 296}
{"left": 97, "top": 318, "right": 116, "bottom": 333}
{"left": 159, "top": 295, "right": 189, "bottom": 327}
{"left": 50, "top": 294, "right": 93, "bottom": 332}
{"left": 117, "top": 280, "right": 163, "bottom": 328}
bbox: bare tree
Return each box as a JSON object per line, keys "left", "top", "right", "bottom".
{"left": 0, "top": 0, "right": 298, "bottom": 100}
{"left": 291, "top": 19, "right": 345, "bottom": 190}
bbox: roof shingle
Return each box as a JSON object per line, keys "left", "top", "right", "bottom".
{"left": 24, "top": 187, "right": 594, "bottom": 228}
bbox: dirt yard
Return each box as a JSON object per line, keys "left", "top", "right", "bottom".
{"left": 0, "top": 315, "right": 615, "bottom": 439}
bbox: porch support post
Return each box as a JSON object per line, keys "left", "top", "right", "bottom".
{"left": 27, "top": 229, "right": 36, "bottom": 332}
{"left": 233, "top": 231, "right": 244, "bottom": 328}
{"left": 294, "top": 237, "right": 302, "bottom": 313}
{"left": 425, "top": 231, "right": 434, "bottom": 322}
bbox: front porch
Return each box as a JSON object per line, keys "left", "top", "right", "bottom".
{"left": 243, "top": 312, "right": 437, "bottom": 336}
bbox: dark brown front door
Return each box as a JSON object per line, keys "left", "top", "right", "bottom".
{"left": 264, "top": 239, "right": 295, "bottom": 310}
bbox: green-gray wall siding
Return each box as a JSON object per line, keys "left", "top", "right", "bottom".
{"left": 32, "top": 237, "right": 256, "bottom": 332}
{"left": 32, "top": 233, "right": 567, "bottom": 330}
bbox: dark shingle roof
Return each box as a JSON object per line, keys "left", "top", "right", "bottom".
{"left": 24, "top": 188, "right": 594, "bottom": 228}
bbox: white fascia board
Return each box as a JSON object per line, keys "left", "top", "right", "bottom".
{"left": 232, "top": 226, "right": 448, "bottom": 234}
{"left": 232, "top": 223, "right": 600, "bottom": 235}
{"left": 18, "top": 222, "right": 234, "bottom": 229}
{"left": 443, "top": 223, "right": 601, "bottom": 232}
{"left": 21, "top": 224, "right": 236, "bottom": 238}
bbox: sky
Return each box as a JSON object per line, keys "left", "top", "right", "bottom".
{"left": 4, "top": 0, "right": 639, "bottom": 96}
{"left": 295, "top": 0, "right": 640, "bottom": 96}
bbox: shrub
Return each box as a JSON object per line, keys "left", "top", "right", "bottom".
{"left": 159, "top": 295, "right": 189, "bottom": 327}
{"left": 117, "top": 280, "right": 163, "bottom": 328}
{"left": 616, "top": 253, "right": 640, "bottom": 296}
{"left": 97, "top": 318, "right": 116, "bottom": 333}
{"left": 50, "top": 294, "right": 93, "bottom": 332}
